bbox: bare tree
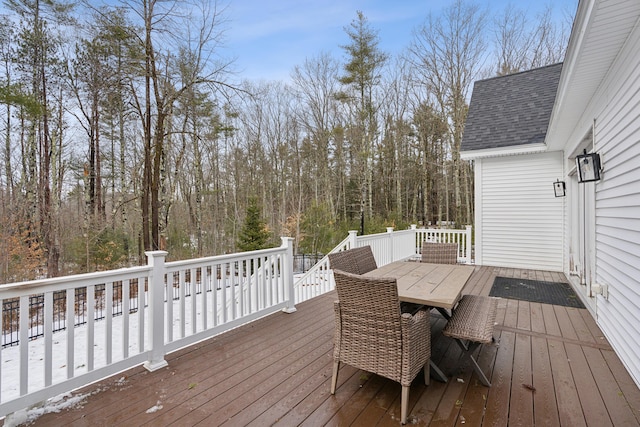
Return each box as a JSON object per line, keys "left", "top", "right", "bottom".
{"left": 291, "top": 52, "right": 342, "bottom": 241}
{"left": 493, "top": 4, "right": 532, "bottom": 75}
{"left": 114, "top": 0, "right": 234, "bottom": 254}
{"left": 529, "top": 5, "right": 570, "bottom": 67}
{"left": 67, "top": 37, "right": 109, "bottom": 223}
{"left": 494, "top": 4, "right": 570, "bottom": 76}
{"left": 409, "top": 0, "right": 486, "bottom": 226}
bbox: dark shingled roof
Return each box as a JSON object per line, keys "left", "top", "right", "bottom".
{"left": 461, "top": 63, "right": 563, "bottom": 152}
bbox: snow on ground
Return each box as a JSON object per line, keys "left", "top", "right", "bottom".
{"left": 4, "top": 390, "right": 95, "bottom": 427}
{"left": 0, "top": 287, "right": 225, "bottom": 425}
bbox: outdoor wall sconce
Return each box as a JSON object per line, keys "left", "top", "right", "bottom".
{"left": 576, "top": 149, "right": 602, "bottom": 183}
{"left": 553, "top": 179, "right": 566, "bottom": 197}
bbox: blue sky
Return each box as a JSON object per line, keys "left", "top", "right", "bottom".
{"left": 222, "top": 0, "right": 578, "bottom": 82}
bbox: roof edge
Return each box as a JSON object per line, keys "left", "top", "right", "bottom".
{"left": 546, "top": 0, "right": 596, "bottom": 151}
{"left": 473, "top": 62, "right": 563, "bottom": 85}
{"left": 461, "top": 143, "right": 547, "bottom": 160}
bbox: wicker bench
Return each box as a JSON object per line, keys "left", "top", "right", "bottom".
{"left": 442, "top": 294, "right": 498, "bottom": 386}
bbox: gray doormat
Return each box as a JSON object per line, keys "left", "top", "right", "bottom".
{"left": 489, "top": 276, "right": 585, "bottom": 308}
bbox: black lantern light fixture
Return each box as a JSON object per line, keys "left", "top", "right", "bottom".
{"left": 576, "top": 149, "right": 602, "bottom": 183}
{"left": 553, "top": 179, "right": 566, "bottom": 197}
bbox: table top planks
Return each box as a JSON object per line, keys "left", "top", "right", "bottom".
{"left": 365, "top": 261, "right": 475, "bottom": 309}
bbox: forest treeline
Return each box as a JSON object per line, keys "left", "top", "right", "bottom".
{"left": 0, "top": 0, "right": 572, "bottom": 281}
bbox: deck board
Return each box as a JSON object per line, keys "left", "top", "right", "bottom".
{"left": 509, "top": 333, "right": 534, "bottom": 426}
{"left": 18, "top": 266, "right": 640, "bottom": 427}
{"left": 516, "top": 300, "right": 531, "bottom": 331}
{"left": 549, "top": 341, "right": 587, "bottom": 427}
{"left": 482, "top": 328, "right": 514, "bottom": 426}
{"left": 541, "top": 302, "right": 562, "bottom": 337}
{"left": 565, "top": 342, "right": 612, "bottom": 427}
{"left": 590, "top": 347, "right": 640, "bottom": 426}
{"left": 531, "top": 336, "right": 560, "bottom": 427}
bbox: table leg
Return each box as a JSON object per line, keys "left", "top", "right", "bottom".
{"left": 435, "top": 307, "right": 452, "bottom": 320}
{"left": 429, "top": 360, "right": 448, "bottom": 383}
{"left": 429, "top": 306, "right": 452, "bottom": 382}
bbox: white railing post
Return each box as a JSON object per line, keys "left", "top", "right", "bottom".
{"left": 348, "top": 230, "right": 358, "bottom": 248}
{"left": 144, "top": 250, "right": 169, "bottom": 372}
{"left": 281, "top": 237, "right": 297, "bottom": 313}
{"left": 386, "top": 227, "right": 394, "bottom": 265}
{"left": 465, "top": 225, "right": 473, "bottom": 264}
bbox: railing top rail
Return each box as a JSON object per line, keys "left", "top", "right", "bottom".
{"left": 355, "top": 230, "right": 389, "bottom": 239}
{"left": 329, "top": 235, "right": 353, "bottom": 253}
{"left": 0, "top": 245, "right": 291, "bottom": 295}
{"left": 415, "top": 227, "right": 470, "bottom": 232}
{"left": 164, "top": 246, "right": 287, "bottom": 272}
{"left": 0, "top": 265, "right": 151, "bottom": 295}
{"left": 389, "top": 228, "right": 416, "bottom": 235}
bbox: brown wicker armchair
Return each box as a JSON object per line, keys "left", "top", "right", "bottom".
{"left": 328, "top": 245, "right": 377, "bottom": 274}
{"left": 350, "top": 246, "right": 377, "bottom": 273}
{"left": 330, "top": 270, "right": 431, "bottom": 424}
{"left": 328, "top": 250, "right": 360, "bottom": 274}
{"left": 421, "top": 242, "right": 459, "bottom": 264}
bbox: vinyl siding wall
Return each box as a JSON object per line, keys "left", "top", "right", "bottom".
{"left": 589, "top": 23, "right": 640, "bottom": 388}
{"left": 475, "top": 151, "right": 564, "bottom": 271}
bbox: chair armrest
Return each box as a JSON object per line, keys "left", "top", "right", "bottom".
{"left": 333, "top": 301, "right": 342, "bottom": 359}
{"left": 401, "top": 309, "right": 430, "bottom": 345}
{"left": 401, "top": 308, "right": 429, "bottom": 329}
{"left": 400, "top": 309, "right": 431, "bottom": 385}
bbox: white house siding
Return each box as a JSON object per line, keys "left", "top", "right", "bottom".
{"left": 587, "top": 22, "right": 640, "bottom": 387}
{"left": 475, "top": 151, "right": 564, "bottom": 271}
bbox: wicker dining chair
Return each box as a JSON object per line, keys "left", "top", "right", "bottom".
{"left": 328, "top": 245, "right": 377, "bottom": 274}
{"left": 330, "top": 270, "right": 431, "bottom": 424}
{"left": 328, "top": 250, "right": 360, "bottom": 274}
{"left": 421, "top": 242, "right": 459, "bottom": 264}
{"left": 350, "top": 245, "right": 378, "bottom": 274}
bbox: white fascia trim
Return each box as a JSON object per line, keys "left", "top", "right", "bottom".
{"left": 546, "top": 0, "right": 596, "bottom": 150}
{"left": 460, "top": 143, "right": 547, "bottom": 160}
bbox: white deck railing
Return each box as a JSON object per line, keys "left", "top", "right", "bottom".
{"left": 0, "top": 226, "right": 471, "bottom": 419}
{"left": 0, "top": 238, "right": 295, "bottom": 419}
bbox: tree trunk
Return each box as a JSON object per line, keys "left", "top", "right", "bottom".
{"left": 40, "top": 62, "right": 58, "bottom": 276}
{"left": 141, "top": 0, "right": 153, "bottom": 255}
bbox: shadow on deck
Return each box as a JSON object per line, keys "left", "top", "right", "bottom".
{"left": 22, "top": 266, "right": 640, "bottom": 426}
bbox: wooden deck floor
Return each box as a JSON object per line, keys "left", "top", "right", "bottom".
{"left": 23, "top": 266, "right": 640, "bottom": 426}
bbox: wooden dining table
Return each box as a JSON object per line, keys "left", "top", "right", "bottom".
{"left": 364, "top": 261, "right": 475, "bottom": 310}
{"left": 364, "top": 261, "right": 476, "bottom": 383}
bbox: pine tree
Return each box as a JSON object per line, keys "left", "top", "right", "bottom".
{"left": 337, "top": 11, "right": 388, "bottom": 230}
{"left": 237, "top": 198, "right": 271, "bottom": 251}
